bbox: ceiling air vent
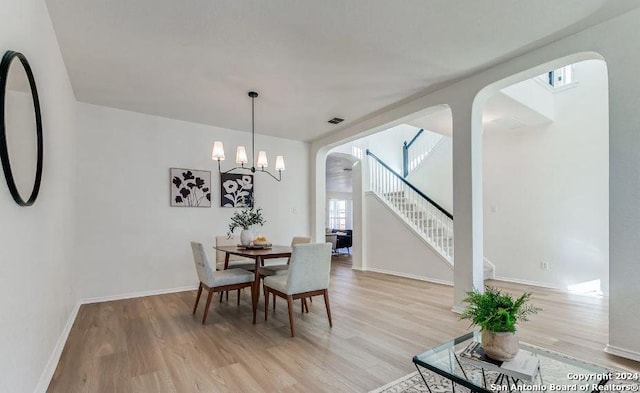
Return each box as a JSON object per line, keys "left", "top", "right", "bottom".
{"left": 328, "top": 117, "right": 344, "bottom": 124}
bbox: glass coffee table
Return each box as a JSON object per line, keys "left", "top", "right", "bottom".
{"left": 413, "top": 331, "right": 611, "bottom": 393}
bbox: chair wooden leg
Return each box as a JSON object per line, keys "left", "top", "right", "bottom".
{"left": 202, "top": 289, "right": 214, "bottom": 324}
{"left": 273, "top": 293, "right": 276, "bottom": 310}
{"left": 286, "top": 295, "right": 295, "bottom": 337}
{"left": 304, "top": 298, "right": 309, "bottom": 313}
{"left": 237, "top": 289, "right": 241, "bottom": 306}
{"left": 193, "top": 283, "right": 203, "bottom": 314}
{"left": 301, "top": 298, "right": 304, "bottom": 314}
{"left": 323, "top": 289, "right": 332, "bottom": 327}
{"left": 226, "top": 291, "right": 229, "bottom": 301}
{"left": 219, "top": 292, "right": 223, "bottom": 303}
{"left": 264, "top": 286, "right": 269, "bottom": 321}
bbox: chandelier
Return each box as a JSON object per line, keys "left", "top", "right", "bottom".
{"left": 211, "top": 91, "right": 285, "bottom": 181}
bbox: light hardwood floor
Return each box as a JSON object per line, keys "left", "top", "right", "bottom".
{"left": 48, "top": 257, "right": 640, "bottom": 392}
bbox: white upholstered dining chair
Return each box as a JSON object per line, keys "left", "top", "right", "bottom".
{"left": 215, "top": 235, "right": 256, "bottom": 303}
{"left": 260, "top": 236, "right": 313, "bottom": 312}
{"left": 191, "top": 242, "right": 255, "bottom": 324}
{"left": 215, "top": 235, "right": 256, "bottom": 270}
{"left": 263, "top": 242, "right": 332, "bottom": 337}
{"left": 259, "top": 236, "right": 312, "bottom": 275}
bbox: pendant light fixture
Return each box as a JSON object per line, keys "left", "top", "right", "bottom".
{"left": 211, "top": 91, "right": 285, "bottom": 181}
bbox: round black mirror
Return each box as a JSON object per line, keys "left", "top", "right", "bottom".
{"left": 0, "top": 51, "right": 43, "bottom": 206}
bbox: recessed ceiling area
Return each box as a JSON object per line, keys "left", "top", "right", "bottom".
{"left": 46, "top": 0, "right": 639, "bottom": 142}
{"left": 326, "top": 153, "right": 357, "bottom": 194}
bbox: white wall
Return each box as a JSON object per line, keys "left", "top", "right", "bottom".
{"left": 364, "top": 193, "right": 453, "bottom": 284}
{"left": 407, "top": 60, "right": 609, "bottom": 293}
{"left": 407, "top": 137, "right": 453, "bottom": 212}
{"left": 75, "top": 103, "right": 310, "bottom": 300}
{"left": 363, "top": 123, "right": 418, "bottom": 173}
{"left": 0, "top": 0, "right": 78, "bottom": 392}
{"left": 500, "top": 78, "right": 555, "bottom": 121}
{"left": 483, "top": 59, "right": 609, "bottom": 293}
{"left": 311, "top": 8, "right": 640, "bottom": 360}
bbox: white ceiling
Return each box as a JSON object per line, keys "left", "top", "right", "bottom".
{"left": 46, "top": 0, "right": 638, "bottom": 142}
{"left": 326, "top": 153, "right": 357, "bottom": 194}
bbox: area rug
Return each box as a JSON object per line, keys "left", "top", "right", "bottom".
{"left": 370, "top": 347, "right": 640, "bottom": 393}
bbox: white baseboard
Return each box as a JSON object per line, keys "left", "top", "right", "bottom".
{"left": 34, "top": 301, "right": 81, "bottom": 393}
{"left": 34, "top": 285, "right": 198, "bottom": 393}
{"left": 451, "top": 305, "right": 465, "bottom": 314}
{"left": 604, "top": 344, "right": 640, "bottom": 363}
{"left": 81, "top": 285, "right": 198, "bottom": 305}
{"left": 491, "top": 276, "right": 562, "bottom": 290}
{"left": 363, "top": 266, "right": 453, "bottom": 287}
{"left": 482, "top": 257, "right": 496, "bottom": 279}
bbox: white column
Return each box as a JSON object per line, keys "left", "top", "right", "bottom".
{"left": 351, "top": 159, "right": 364, "bottom": 270}
{"left": 451, "top": 99, "right": 484, "bottom": 311}
{"left": 605, "top": 32, "right": 640, "bottom": 361}
{"left": 310, "top": 146, "right": 329, "bottom": 243}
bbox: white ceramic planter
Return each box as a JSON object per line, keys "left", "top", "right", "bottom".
{"left": 240, "top": 229, "right": 254, "bottom": 246}
{"left": 481, "top": 330, "right": 519, "bottom": 361}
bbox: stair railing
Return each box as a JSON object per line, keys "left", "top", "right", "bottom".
{"left": 402, "top": 128, "right": 444, "bottom": 177}
{"left": 367, "top": 149, "right": 454, "bottom": 261}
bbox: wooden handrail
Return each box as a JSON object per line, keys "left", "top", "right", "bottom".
{"left": 366, "top": 149, "right": 453, "bottom": 219}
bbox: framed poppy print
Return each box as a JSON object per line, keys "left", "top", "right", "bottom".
{"left": 170, "top": 168, "right": 212, "bottom": 207}
{"left": 220, "top": 173, "right": 254, "bottom": 208}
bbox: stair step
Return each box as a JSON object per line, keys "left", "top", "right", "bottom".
{"left": 376, "top": 189, "right": 454, "bottom": 262}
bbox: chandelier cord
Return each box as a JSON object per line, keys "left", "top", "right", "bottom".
{"left": 251, "top": 94, "right": 255, "bottom": 170}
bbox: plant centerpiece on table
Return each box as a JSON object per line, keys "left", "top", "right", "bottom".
{"left": 460, "top": 286, "right": 540, "bottom": 361}
{"left": 227, "top": 205, "right": 266, "bottom": 246}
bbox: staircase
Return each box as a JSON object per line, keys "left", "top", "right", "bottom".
{"left": 384, "top": 190, "right": 454, "bottom": 262}
{"left": 368, "top": 150, "right": 454, "bottom": 264}
{"left": 368, "top": 149, "right": 495, "bottom": 278}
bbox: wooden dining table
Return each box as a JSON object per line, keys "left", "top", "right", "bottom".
{"left": 213, "top": 245, "right": 292, "bottom": 323}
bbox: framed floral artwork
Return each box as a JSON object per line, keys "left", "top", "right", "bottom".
{"left": 220, "top": 173, "right": 254, "bottom": 207}
{"left": 170, "top": 168, "right": 211, "bottom": 207}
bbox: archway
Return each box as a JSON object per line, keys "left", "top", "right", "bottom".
{"left": 479, "top": 58, "right": 609, "bottom": 295}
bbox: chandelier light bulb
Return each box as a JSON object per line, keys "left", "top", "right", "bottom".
{"left": 211, "top": 141, "right": 225, "bottom": 161}
{"left": 235, "top": 146, "right": 248, "bottom": 164}
{"left": 256, "top": 151, "right": 268, "bottom": 169}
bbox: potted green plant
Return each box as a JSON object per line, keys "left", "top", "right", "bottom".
{"left": 460, "top": 286, "right": 540, "bottom": 361}
{"left": 227, "top": 206, "right": 266, "bottom": 245}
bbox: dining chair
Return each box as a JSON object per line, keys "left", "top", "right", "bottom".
{"left": 191, "top": 242, "right": 255, "bottom": 324}
{"left": 325, "top": 233, "right": 338, "bottom": 255}
{"left": 263, "top": 242, "right": 332, "bottom": 337}
{"left": 215, "top": 235, "right": 255, "bottom": 270}
{"left": 260, "top": 236, "right": 313, "bottom": 312}
{"left": 215, "top": 235, "right": 256, "bottom": 302}
{"left": 260, "top": 236, "right": 312, "bottom": 275}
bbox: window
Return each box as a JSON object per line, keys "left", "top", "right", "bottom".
{"left": 352, "top": 146, "right": 364, "bottom": 159}
{"left": 539, "top": 64, "right": 575, "bottom": 88}
{"left": 328, "top": 199, "right": 352, "bottom": 230}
